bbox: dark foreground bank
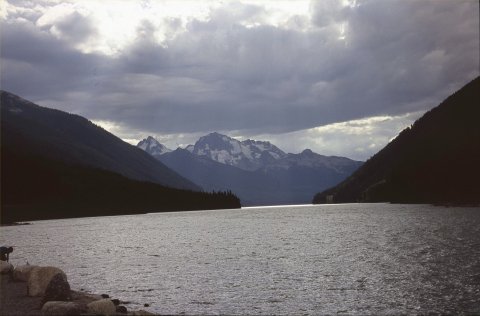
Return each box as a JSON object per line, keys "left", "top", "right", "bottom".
{"left": 0, "top": 263, "right": 156, "bottom": 316}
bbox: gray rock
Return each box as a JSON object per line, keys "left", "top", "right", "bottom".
{"left": 13, "top": 264, "right": 37, "bottom": 281}
{"left": 87, "top": 298, "right": 116, "bottom": 316}
{"left": 0, "top": 261, "right": 13, "bottom": 274}
{"left": 41, "top": 301, "right": 85, "bottom": 315}
{"left": 43, "top": 273, "right": 71, "bottom": 302}
{"left": 131, "top": 310, "right": 156, "bottom": 315}
{"left": 28, "top": 267, "right": 67, "bottom": 297}
{"left": 116, "top": 305, "right": 128, "bottom": 314}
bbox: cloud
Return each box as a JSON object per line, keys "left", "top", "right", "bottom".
{"left": 243, "top": 111, "right": 425, "bottom": 160}
{"left": 39, "top": 9, "right": 96, "bottom": 44}
{"left": 1, "top": 18, "right": 111, "bottom": 106}
{"left": 311, "top": 0, "right": 349, "bottom": 27}
{"left": 1, "top": 0, "right": 478, "bottom": 157}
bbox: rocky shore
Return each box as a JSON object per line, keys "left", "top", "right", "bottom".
{"left": 0, "top": 261, "right": 156, "bottom": 316}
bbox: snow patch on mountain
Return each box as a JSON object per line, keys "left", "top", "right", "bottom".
{"left": 186, "top": 132, "right": 287, "bottom": 171}
{"left": 137, "top": 136, "right": 172, "bottom": 157}
{"left": 139, "top": 132, "right": 362, "bottom": 175}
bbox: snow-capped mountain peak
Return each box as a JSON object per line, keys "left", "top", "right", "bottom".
{"left": 188, "top": 132, "right": 287, "bottom": 171}
{"left": 137, "top": 136, "right": 172, "bottom": 157}
{"left": 240, "top": 139, "right": 286, "bottom": 160}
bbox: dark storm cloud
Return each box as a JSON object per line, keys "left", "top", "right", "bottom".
{"left": 1, "top": 0, "right": 478, "bottom": 136}
{"left": 1, "top": 19, "right": 113, "bottom": 114}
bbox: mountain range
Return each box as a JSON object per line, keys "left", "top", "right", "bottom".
{"left": 1, "top": 91, "right": 240, "bottom": 223}
{"left": 138, "top": 133, "right": 363, "bottom": 205}
{"left": 313, "top": 76, "right": 480, "bottom": 205}
{"left": 186, "top": 132, "right": 288, "bottom": 171}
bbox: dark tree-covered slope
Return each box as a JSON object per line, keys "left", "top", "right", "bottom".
{"left": 313, "top": 77, "right": 480, "bottom": 205}
{"left": 1, "top": 91, "right": 240, "bottom": 223}
{"left": 0, "top": 91, "right": 199, "bottom": 191}
{"left": 1, "top": 149, "right": 240, "bottom": 223}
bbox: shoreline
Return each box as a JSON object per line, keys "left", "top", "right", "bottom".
{"left": 0, "top": 222, "right": 32, "bottom": 227}
{"left": 3, "top": 201, "right": 478, "bottom": 226}
{"left": 0, "top": 264, "right": 156, "bottom": 316}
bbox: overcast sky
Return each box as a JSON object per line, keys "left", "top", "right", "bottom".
{"left": 1, "top": 0, "right": 479, "bottom": 160}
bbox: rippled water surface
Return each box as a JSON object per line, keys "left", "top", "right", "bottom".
{"left": 2, "top": 204, "right": 480, "bottom": 315}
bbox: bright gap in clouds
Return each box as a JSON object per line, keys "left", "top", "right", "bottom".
{"left": 34, "top": 1, "right": 216, "bottom": 54}
{"left": 94, "top": 110, "right": 424, "bottom": 161}
{"left": 25, "top": 0, "right": 313, "bottom": 55}
{"left": 246, "top": 111, "right": 424, "bottom": 161}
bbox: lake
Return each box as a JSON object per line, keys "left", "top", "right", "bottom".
{"left": 1, "top": 203, "right": 479, "bottom": 315}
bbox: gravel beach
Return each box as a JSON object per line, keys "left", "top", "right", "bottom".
{"left": 1, "top": 274, "right": 43, "bottom": 315}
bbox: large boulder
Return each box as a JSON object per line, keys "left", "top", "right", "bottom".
{"left": 43, "top": 273, "right": 71, "bottom": 302}
{"left": 0, "top": 261, "right": 13, "bottom": 274}
{"left": 27, "top": 266, "right": 67, "bottom": 297}
{"left": 116, "top": 305, "right": 128, "bottom": 314}
{"left": 70, "top": 290, "right": 102, "bottom": 304}
{"left": 87, "top": 299, "right": 116, "bottom": 316}
{"left": 41, "top": 301, "right": 85, "bottom": 316}
{"left": 13, "top": 264, "right": 38, "bottom": 281}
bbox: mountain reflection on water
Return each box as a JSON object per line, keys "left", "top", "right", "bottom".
{"left": 2, "top": 204, "right": 479, "bottom": 315}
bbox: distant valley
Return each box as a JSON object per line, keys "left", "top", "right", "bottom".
{"left": 3, "top": 77, "right": 477, "bottom": 224}
{"left": 138, "top": 132, "right": 363, "bottom": 205}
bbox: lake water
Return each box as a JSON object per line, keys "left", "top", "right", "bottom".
{"left": 1, "top": 204, "right": 479, "bottom": 315}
